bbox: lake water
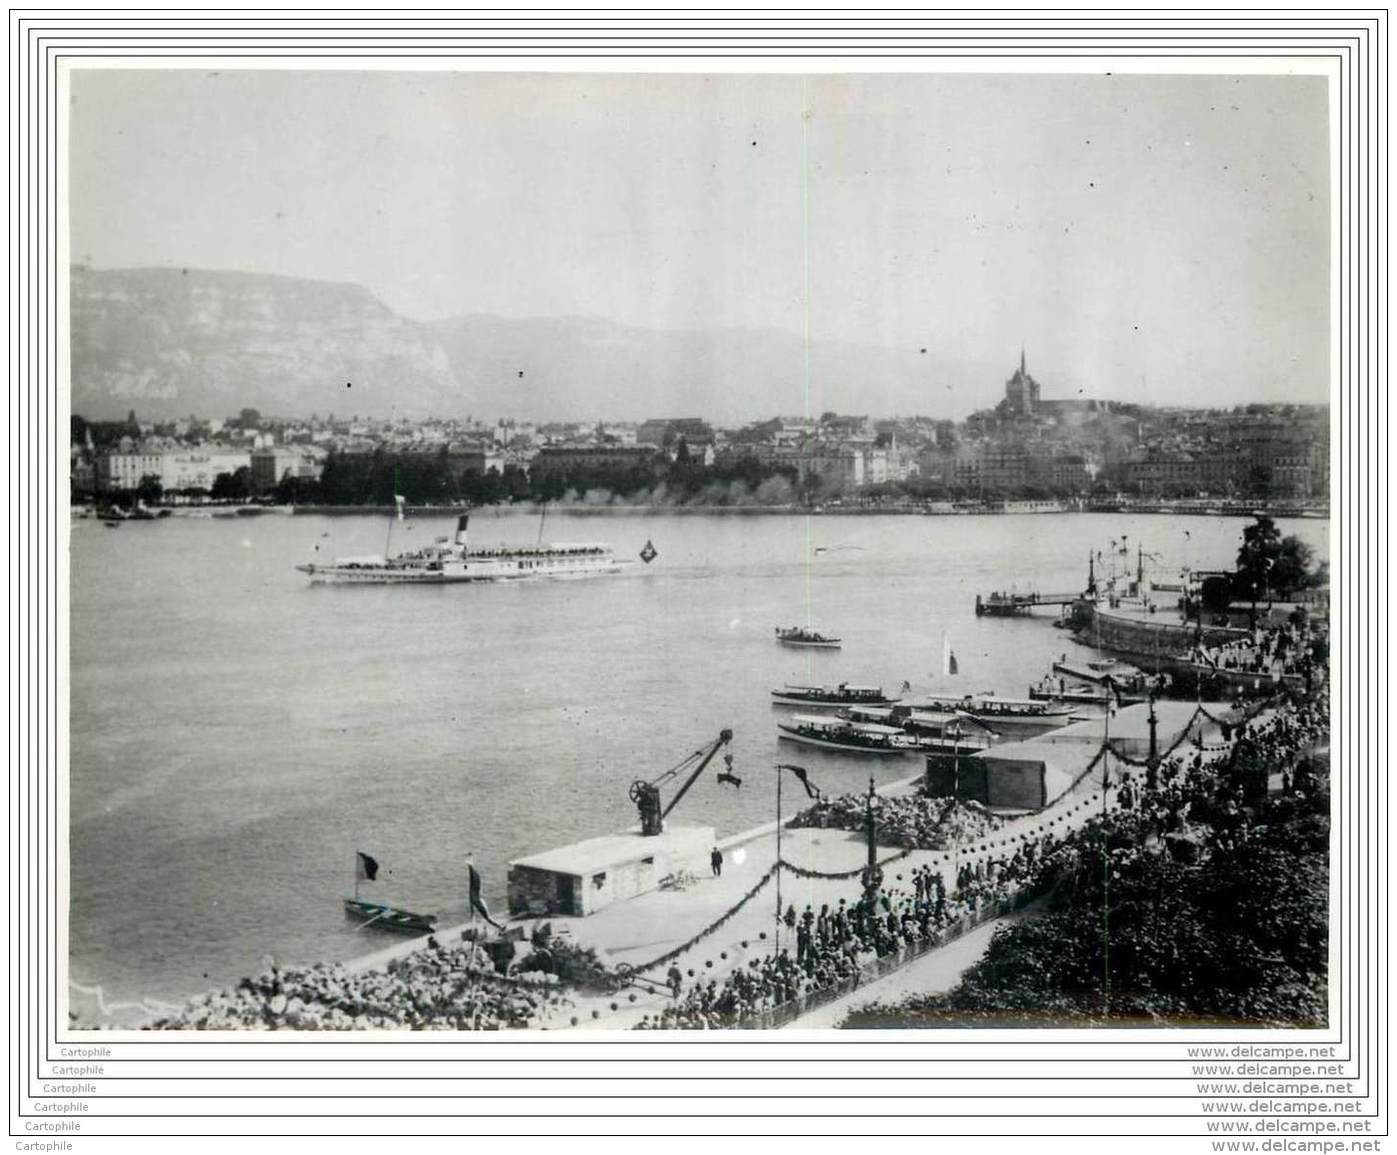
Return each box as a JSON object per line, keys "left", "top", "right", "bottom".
{"left": 67, "top": 509, "right": 1329, "bottom": 1009}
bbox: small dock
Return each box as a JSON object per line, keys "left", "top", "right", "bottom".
{"left": 975, "top": 591, "right": 1080, "bottom": 617}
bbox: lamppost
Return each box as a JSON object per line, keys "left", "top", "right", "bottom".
{"left": 1146, "top": 691, "right": 1159, "bottom": 793}
{"left": 774, "top": 764, "right": 784, "bottom": 954}
{"left": 861, "top": 776, "right": 882, "bottom": 908}
{"left": 1101, "top": 686, "right": 1114, "bottom": 1019}
{"left": 774, "top": 764, "right": 821, "bottom": 957}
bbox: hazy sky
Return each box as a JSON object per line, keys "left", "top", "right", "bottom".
{"left": 68, "top": 69, "right": 1330, "bottom": 407}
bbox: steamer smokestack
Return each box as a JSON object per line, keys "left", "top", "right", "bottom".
{"left": 454, "top": 515, "right": 469, "bottom": 546}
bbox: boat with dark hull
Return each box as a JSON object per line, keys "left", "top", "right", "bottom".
{"left": 913, "top": 692, "right": 1076, "bottom": 736}
{"left": 1029, "top": 678, "right": 1145, "bottom": 707}
{"left": 342, "top": 898, "right": 438, "bottom": 935}
{"left": 770, "top": 682, "right": 899, "bottom": 709}
{"left": 775, "top": 626, "right": 842, "bottom": 649}
{"left": 777, "top": 714, "right": 917, "bottom": 755}
{"left": 955, "top": 696, "right": 1076, "bottom": 735}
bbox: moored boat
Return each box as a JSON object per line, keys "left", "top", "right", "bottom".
{"left": 1050, "top": 656, "right": 1166, "bottom": 694}
{"left": 1029, "top": 678, "right": 1141, "bottom": 707}
{"left": 770, "top": 682, "right": 898, "bottom": 708}
{"left": 840, "top": 705, "right": 997, "bottom": 754}
{"left": 345, "top": 850, "right": 438, "bottom": 934}
{"left": 342, "top": 898, "right": 438, "bottom": 935}
{"left": 775, "top": 626, "right": 842, "bottom": 648}
{"left": 954, "top": 694, "right": 1077, "bottom": 734}
{"left": 776, "top": 714, "right": 916, "bottom": 755}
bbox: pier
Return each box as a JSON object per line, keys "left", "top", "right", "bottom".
{"left": 974, "top": 590, "right": 1081, "bottom": 617}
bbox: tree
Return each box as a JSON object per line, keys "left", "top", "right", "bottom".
{"left": 210, "top": 467, "right": 252, "bottom": 502}
{"left": 239, "top": 408, "right": 262, "bottom": 428}
{"left": 1269, "top": 536, "right": 1316, "bottom": 597}
{"left": 1236, "top": 516, "right": 1282, "bottom": 599}
{"left": 1236, "top": 515, "right": 1319, "bottom": 599}
{"left": 134, "top": 474, "right": 163, "bottom": 506}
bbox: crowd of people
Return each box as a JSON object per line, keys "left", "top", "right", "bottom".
{"left": 1187, "top": 615, "right": 1325, "bottom": 681}
{"left": 639, "top": 683, "right": 1329, "bottom": 1031}
{"left": 788, "top": 791, "right": 1005, "bottom": 850}
{"left": 635, "top": 841, "right": 1052, "bottom": 1029}
{"left": 151, "top": 936, "right": 568, "bottom": 1030}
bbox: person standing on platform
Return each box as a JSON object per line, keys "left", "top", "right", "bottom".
{"left": 711, "top": 846, "right": 723, "bottom": 877}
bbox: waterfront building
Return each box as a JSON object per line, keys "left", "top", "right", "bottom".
{"left": 1126, "top": 453, "right": 1244, "bottom": 495}
{"left": 979, "top": 444, "right": 1031, "bottom": 491}
{"left": 70, "top": 446, "right": 95, "bottom": 498}
{"left": 748, "top": 441, "right": 866, "bottom": 486}
{"left": 528, "top": 444, "right": 659, "bottom": 477}
{"left": 636, "top": 417, "right": 713, "bottom": 447}
{"left": 1029, "top": 451, "right": 1091, "bottom": 493}
{"left": 159, "top": 447, "right": 254, "bottom": 492}
{"left": 95, "top": 447, "right": 165, "bottom": 493}
{"left": 250, "top": 446, "right": 326, "bottom": 493}
{"left": 97, "top": 445, "right": 253, "bottom": 494}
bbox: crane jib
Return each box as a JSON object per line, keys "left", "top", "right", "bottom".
{"left": 630, "top": 729, "right": 734, "bottom": 836}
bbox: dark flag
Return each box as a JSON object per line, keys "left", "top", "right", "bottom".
{"left": 468, "top": 862, "right": 503, "bottom": 930}
{"left": 1102, "top": 675, "right": 1123, "bottom": 709}
{"left": 777, "top": 763, "right": 823, "bottom": 800}
{"left": 639, "top": 539, "right": 658, "bottom": 564}
{"left": 355, "top": 852, "right": 379, "bottom": 882}
{"left": 468, "top": 862, "right": 482, "bottom": 904}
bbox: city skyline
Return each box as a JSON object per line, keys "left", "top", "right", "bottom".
{"left": 68, "top": 70, "right": 1331, "bottom": 412}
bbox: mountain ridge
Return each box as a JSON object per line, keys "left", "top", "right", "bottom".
{"left": 68, "top": 266, "right": 1000, "bottom": 422}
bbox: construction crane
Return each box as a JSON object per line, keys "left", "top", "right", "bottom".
{"left": 629, "top": 729, "right": 735, "bottom": 836}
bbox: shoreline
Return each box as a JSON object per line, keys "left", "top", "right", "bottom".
{"left": 80, "top": 501, "right": 1331, "bottom": 520}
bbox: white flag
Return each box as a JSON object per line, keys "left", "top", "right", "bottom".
{"left": 942, "top": 633, "right": 959, "bottom": 677}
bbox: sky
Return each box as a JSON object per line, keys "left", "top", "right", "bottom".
{"left": 67, "top": 69, "right": 1331, "bottom": 408}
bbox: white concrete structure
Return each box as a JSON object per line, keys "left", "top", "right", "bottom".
{"left": 508, "top": 825, "right": 716, "bottom": 917}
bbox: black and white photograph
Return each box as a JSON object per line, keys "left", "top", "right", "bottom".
{"left": 64, "top": 66, "right": 1333, "bottom": 1033}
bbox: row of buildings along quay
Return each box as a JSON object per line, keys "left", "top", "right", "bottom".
{"left": 70, "top": 356, "right": 1330, "bottom": 508}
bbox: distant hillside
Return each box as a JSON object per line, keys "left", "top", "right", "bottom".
{"left": 69, "top": 267, "right": 459, "bottom": 421}
{"left": 69, "top": 266, "right": 1000, "bottom": 421}
{"left": 427, "top": 314, "right": 999, "bottom": 423}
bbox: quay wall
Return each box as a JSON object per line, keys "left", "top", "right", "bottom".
{"left": 1073, "top": 602, "right": 1245, "bottom": 658}
{"left": 1070, "top": 603, "right": 1307, "bottom": 695}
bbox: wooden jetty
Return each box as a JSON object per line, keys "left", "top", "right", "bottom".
{"left": 974, "top": 591, "right": 1081, "bottom": 617}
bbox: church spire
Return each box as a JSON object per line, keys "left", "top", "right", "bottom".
{"left": 1020, "top": 346, "right": 1026, "bottom": 377}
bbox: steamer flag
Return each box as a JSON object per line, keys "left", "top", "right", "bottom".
{"left": 355, "top": 852, "right": 379, "bottom": 882}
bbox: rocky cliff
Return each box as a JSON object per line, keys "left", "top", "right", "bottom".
{"left": 69, "top": 267, "right": 460, "bottom": 420}
{"left": 70, "top": 266, "right": 995, "bottom": 421}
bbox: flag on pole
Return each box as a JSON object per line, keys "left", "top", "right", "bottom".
{"left": 394, "top": 494, "right": 406, "bottom": 522}
{"left": 1102, "top": 675, "right": 1122, "bottom": 712}
{"left": 468, "top": 861, "right": 503, "bottom": 930}
{"left": 776, "top": 763, "right": 822, "bottom": 800}
{"left": 942, "top": 633, "right": 959, "bottom": 677}
{"left": 355, "top": 852, "right": 379, "bottom": 882}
